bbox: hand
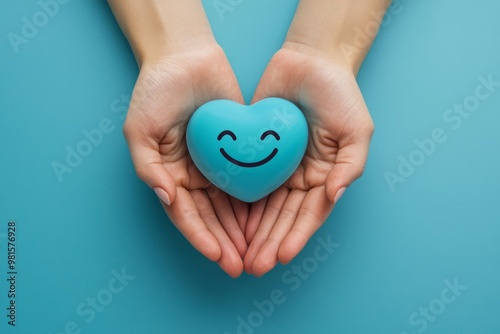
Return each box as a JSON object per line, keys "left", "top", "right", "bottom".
{"left": 243, "top": 43, "right": 374, "bottom": 276}
{"left": 123, "top": 43, "right": 249, "bottom": 277}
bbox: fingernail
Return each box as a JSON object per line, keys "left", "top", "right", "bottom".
{"left": 334, "top": 187, "right": 346, "bottom": 204}
{"left": 154, "top": 187, "right": 171, "bottom": 205}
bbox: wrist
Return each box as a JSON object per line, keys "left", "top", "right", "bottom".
{"left": 284, "top": 0, "right": 390, "bottom": 75}
{"left": 281, "top": 40, "right": 357, "bottom": 76}
{"left": 137, "top": 32, "right": 217, "bottom": 68}
{"left": 109, "top": 0, "right": 217, "bottom": 68}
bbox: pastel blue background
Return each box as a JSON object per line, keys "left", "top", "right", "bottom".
{"left": 0, "top": 0, "right": 499, "bottom": 333}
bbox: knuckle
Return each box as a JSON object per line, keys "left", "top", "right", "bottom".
{"left": 134, "top": 167, "right": 149, "bottom": 181}
{"left": 180, "top": 208, "right": 200, "bottom": 226}
{"left": 279, "top": 208, "right": 297, "bottom": 220}
{"left": 363, "top": 119, "right": 375, "bottom": 135}
{"left": 122, "top": 122, "right": 133, "bottom": 140}
{"left": 297, "top": 207, "right": 322, "bottom": 229}
{"left": 265, "top": 204, "right": 282, "bottom": 218}
{"left": 352, "top": 165, "right": 366, "bottom": 179}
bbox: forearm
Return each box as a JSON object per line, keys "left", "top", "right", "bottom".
{"left": 107, "top": 0, "right": 215, "bottom": 67}
{"left": 285, "top": 0, "right": 391, "bottom": 74}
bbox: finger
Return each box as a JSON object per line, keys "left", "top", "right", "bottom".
{"left": 209, "top": 190, "right": 248, "bottom": 258}
{"left": 252, "top": 190, "right": 307, "bottom": 277}
{"left": 244, "top": 187, "right": 289, "bottom": 274}
{"left": 278, "top": 186, "right": 334, "bottom": 265}
{"left": 228, "top": 195, "right": 250, "bottom": 236}
{"left": 124, "top": 130, "right": 177, "bottom": 205}
{"left": 191, "top": 190, "right": 243, "bottom": 278}
{"left": 163, "top": 187, "right": 221, "bottom": 262}
{"left": 245, "top": 197, "right": 268, "bottom": 244}
{"left": 325, "top": 124, "right": 373, "bottom": 203}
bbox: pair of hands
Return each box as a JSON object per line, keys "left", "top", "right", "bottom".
{"left": 123, "top": 40, "right": 373, "bottom": 278}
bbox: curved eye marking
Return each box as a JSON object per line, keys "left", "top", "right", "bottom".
{"left": 260, "top": 130, "right": 280, "bottom": 141}
{"left": 218, "top": 130, "right": 237, "bottom": 141}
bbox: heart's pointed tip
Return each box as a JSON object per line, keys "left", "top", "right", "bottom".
{"left": 230, "top": 196, "right": 257, "bottom": 204}
{"left": 232, "top": 194, "right": 269, "bottom": 204}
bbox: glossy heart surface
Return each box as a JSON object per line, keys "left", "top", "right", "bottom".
{"left": 186, "top": 98, "right": 308, "bottom": 202}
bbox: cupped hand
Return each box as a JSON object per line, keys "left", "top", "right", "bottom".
{"left": 244, "top": 43, "right": 374, "bottom": 276}
{"left": 123, "top": 43, "right": 249, "bottom": 277}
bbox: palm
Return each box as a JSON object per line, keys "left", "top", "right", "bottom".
{"left": 124, "top": 45, "right": 249, "bottom": 277}
{"left": 244, "top": 46, "right": 374, "bottom": 276}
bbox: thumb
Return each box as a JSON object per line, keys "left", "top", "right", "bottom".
{"left": 124, "top": 128, "right": 177, "bottom": 205}
{"left": 325, "top": 131, "right": 373, "bottom": 203}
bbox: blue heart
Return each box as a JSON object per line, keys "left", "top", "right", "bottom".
{"left": 186, "top": 98, "right": 308, "bottom": 202}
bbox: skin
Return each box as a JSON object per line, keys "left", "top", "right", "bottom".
{"left": 107, "top": 0, "right": 390, "bottom": 278}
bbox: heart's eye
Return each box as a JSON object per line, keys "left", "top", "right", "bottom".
{"left": 217, "top": 130, "right": 237, "bottom": 141}
{"left": 260, "top": 130, "right": 280, "bottom": 141}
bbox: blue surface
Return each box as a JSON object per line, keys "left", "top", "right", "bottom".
{"left": 1, "top": 0, "right": 499, "bottom": 333}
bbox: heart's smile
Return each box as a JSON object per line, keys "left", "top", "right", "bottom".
{"left": 218, "top": 129, "right": 280, "bottom": 167}
{"left": 220, "top": 147, "right": 278, "bottom": 168}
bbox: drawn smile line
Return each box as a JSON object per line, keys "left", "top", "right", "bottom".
{"left": 219, "top": 148, "right": 278, "bottom": 168}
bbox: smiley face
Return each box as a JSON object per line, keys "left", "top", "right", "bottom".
{"left": 186, "top": 98, "right": 308, "bottom": 202}
{"left": 217, "top": 129, "right": 280, "bottom": 168}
